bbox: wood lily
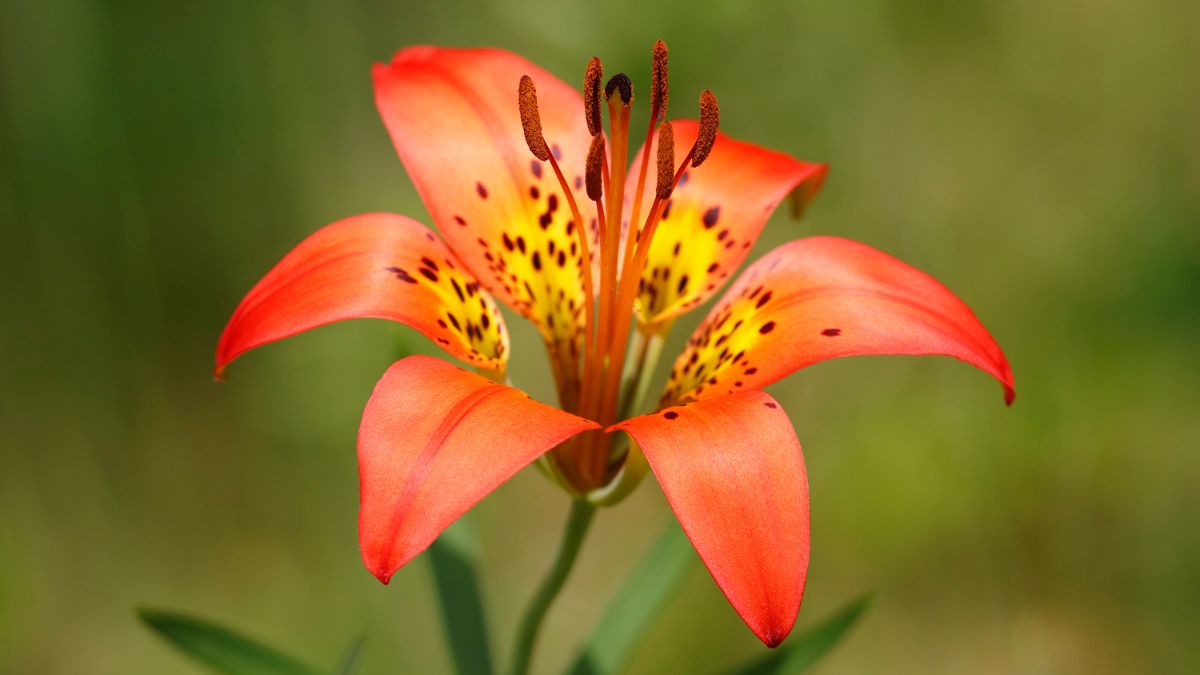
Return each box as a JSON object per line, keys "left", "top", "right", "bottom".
{"left": 216, "top": 43, "right": 1014, "bottom": 650}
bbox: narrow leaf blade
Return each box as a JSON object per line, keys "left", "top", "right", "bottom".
{"left": 138, "top": 608, "right": 323, "bottom": 675}
{"left": 428, "top": 516, "right": 494, "bottom": 675}
{"left": 333, "top": 634, "right": 366, "bottom": 675}
{"left": 567, "top": 521, "right": 695, "bottom": 675}
{"left": 722, "top": 595, "right": 872, "bottom": 675}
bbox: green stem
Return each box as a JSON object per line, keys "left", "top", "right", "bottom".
{"left": 508, "top": 499, "right": 596, "bottom": 675}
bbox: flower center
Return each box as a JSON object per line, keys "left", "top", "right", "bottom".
{"left": 518, "top": 40, "right": 720, "bottom": 492}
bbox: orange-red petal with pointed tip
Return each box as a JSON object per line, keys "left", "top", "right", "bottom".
{"left": 374, "top": 47, "right": 594, "bottom": 378}
{"left": 359, "top": 355, "right": 599, "bottom": 583}
{"left": 215, "top": 213, "right": 508, "bottom": 376}
{"left": 662, "top": 236, "right": 1015, "bottom": 405}
{"left": 627, "top": 120, "right": 827, "bottom": 325}
{"left": 612, "top": 390, "right": 810, "bottom": 647}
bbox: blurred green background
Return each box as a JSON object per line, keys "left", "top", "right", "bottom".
{"left": 2, "top": 0, "right": 1198, "bottom": 672}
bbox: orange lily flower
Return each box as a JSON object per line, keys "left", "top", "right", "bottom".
{"left": 216, "top": 43, "right": 1013, "bottom": 647}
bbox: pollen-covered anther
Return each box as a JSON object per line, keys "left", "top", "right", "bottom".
{"left": 650, "top": 39, "right": 669, "bottom": 117}
{"left": 518, "top": 75, "right": 550, "bottom": 161}
{"left": 692, "top": 89, "right": 720, "bottom": 167}
{"left": 605, "top": 73, "right": 633, "bottom": 105}
{"left": 584, "top": 57, "right": 603, "bottom": 135}
{"left": 585, "top": 134, "right": 606, "bottom": 201}
{"left": 656, "top": 121, "right": 675, "bottom": 199}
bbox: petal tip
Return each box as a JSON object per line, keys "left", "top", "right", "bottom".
{"left": 754, "top": 619, "right": 795, "bottom": 648}
{"left": 364, "top": 557, "right": 395, "bottom": 585}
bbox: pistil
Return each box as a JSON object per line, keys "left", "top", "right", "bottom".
{"left": 517, "top": 43, "right": 720, "bottom": 492}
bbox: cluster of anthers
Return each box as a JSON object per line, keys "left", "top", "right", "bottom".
{"left": 517, "top": 41, "right": 720, "bottom": 497}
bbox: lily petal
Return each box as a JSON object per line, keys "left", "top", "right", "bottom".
{"left": 359, "top": 355, "right": 599, "bottom": 582}
{"left": 216, "top": 214, "right": 508, "bottom": 376}
{"left": 374, "top": 47, "right": 594, "bottom": 393}
{"left": 612, "top": 390, "right": 810, "bottom": 647}
{"left": 662, "top": 236, "right": 1015, "bottom": 404}
{"left": 628, "top": 120, "right": 827, "bottom": 326}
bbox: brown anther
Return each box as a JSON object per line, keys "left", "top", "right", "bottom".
{"left": 692, "top": 89, "right": 719, "bottom": 167}
{"left": 584, "top": 57, "right": 603, "bottom": 135}
{"left": 518, "top": 75, "right": 550, "bottom": 161}
{"left": 655, "top": 122, "right": 674, "bottom": 199}
{"left": 604, "top": 73, "right": 632, "bottom": 105}
{"left": 585, "top": 134, "right": 606, "bottom": 201}
{"left": 650, "top": 40, "right": 669, "bottom": 117}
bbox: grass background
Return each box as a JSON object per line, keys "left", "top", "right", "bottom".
{"left": 1, "top": 0, "right": 1197, "bottom": 672}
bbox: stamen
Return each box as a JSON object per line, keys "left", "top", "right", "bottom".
{"left": 518, "top": 75, "right": 550, "bottom": 161}
{"left": 584, "top": 57, "right": 603, "bottom": 136}
{"left": 604, "top": 73, "right": 633, "bottom": 105}
{"left": 586, "top": 134, "right": 606, "bottom": 201}
{"left": 692, "top": 89, "right": 720, "bottom": 167}
{"left": 655, "top": 121, "right": 674, "bottom": 199}
{"left": 628, "top": 39, "right": 671, "bottom": 251}
{"left": 650, "top": 40, "right": 669, "bottom": 117}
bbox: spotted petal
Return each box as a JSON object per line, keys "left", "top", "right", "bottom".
{"left": 612, "top": 390, "right": 810, "bottom": 647}
{"left": 628, "top": 120, "right": 827, "bottom": 326}
{"left": 216, "top": 213, "right": 507, "bottom": 376}
{"left": 374, "top": 47, "right": 594, "bottom": 398}
{"left": 359, "top": 355, "right": 599, "bottom": 582}
{"left": 662, "top": 236, "right": 1015, "bottom": 404}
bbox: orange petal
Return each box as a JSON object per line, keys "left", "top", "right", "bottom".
{"left": 662, "top": 236, "right": 1015, "bottom": 405}
{"left": 612, "top": 390, "right": 810, "bottom": 647}
{"left": 359, "top": 356, "right": 599, "bottom": 582}
{"left": 627, "top": 120, "right": 827, "bottom": 325}
{"left": 216, "top": 213, "right": 508, "bottom": 376}
{"left": 374, "top": 47, "right": 594, "bottom": 384}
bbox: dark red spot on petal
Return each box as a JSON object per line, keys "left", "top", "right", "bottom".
{"left": 759, "top": 321, "right": 776, "bottom": 334}
{"left": 764, "top": 401, "right": 778, "bottom": 409}
{"left": 703, "top": 206, "right": 720, "bottom": 228}
{"left": 385, "top": 266, "right": 418, "bottom": 284}
{"left": 822, "top": 327, "right": 842, "bottom": 336}
{"left": 476, "top": 182, "right": 488, "bottom": 199}
{"left": 663, "top": 410, "right": 679, "bottom": 420}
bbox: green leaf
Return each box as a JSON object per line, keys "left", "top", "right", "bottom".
{"left": 137, "top": 608, "right": 323, "bottom": 675}
{"left": 567, "top": 521, "right": 695, "bottom": 675}
{"left": 427, "top": 515, "right": 494, "bottom": 675}
{"left": 721, "top": 595, "right": 872, "bottom": 675}
{"left": 332, "top": 634, "right": 365, "bottom": 675}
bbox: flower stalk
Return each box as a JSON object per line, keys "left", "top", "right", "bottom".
{"left": 508, "top": 499, "right": 596, "bottom": 675}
